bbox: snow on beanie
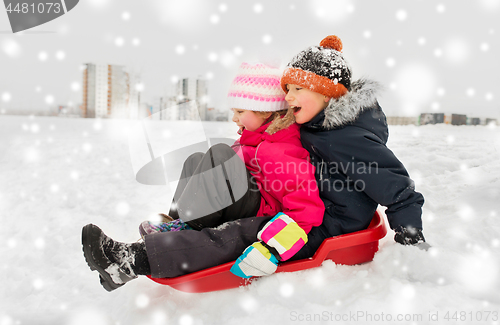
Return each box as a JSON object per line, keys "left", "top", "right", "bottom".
{"left": 227, "top": 62, "right": 288, "bottom": 112}
{"left": 281, "top": 35, "right": 352, "bottom": 99}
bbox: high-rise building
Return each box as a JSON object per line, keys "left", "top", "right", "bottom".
{"left": 82, "top": 63, "right": 134, "bottom": 118}
{"left": 175, "top": 77, "right": 209, "bottom": 120}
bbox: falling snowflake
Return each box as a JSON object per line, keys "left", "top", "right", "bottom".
{"left": 208, "top": 52, "right": 218, "bottom": 62}
{"left": 436, "top": 4, "right": 446, "bottom": 13}
{"left": 219, "top": 3, "right": 228, "bottom": 12}
{"left": 25, "top": 147, "right": 39, "bottom": 162}
{"left": 135, "top": 294, "right": 150, "bottom": 308}
{"left": 233, "top": 47, "right": 243, "bottom": 56}
{"left": 115, "top": 37, "right": 125, "bottom": 47}
{"left": 122, "top": 11, "right": 131, "bottom": 21}
{"left": 385, "top": 57, "right": 396, "bottom": 68}
{"left": 311, "top": 0, "right": 354, "bottom": 22}
{"left": 179, "top": 314, "right": 194, "bottom": 325}
{"left": 132, "top": 38, "right": 140, "bottom": 46}
{"left": 210, "top": 14, "right": 220, "bottom": 24}
{"left": 262, "top": 34, "right": 272, "bottom": 44}
{"left": 433, "top": 48, "right": 443, "bottom": 57}
{"left": 71, "top": 82, "right": 80, "bottom": 91}
{"left": 444, "top": 38, "right": 470, "bottom": 65}
{"left": 253, "top": 3, "right": 263, "bottom": 13}
{"left": 34, "top": 237, "right": 45, "bottom": 249}
{"left": 395, "top": 9, "right": 407, "bottom": 21}
{"left": 205, "top": 72, "right": 214, "bottom": 80}
{"left": 38, "top": 51, "right": 48, "bottom": 61}
{"left": 70, "top": 171, "right": 80, "bottom": 180}
{"left": 239, "top": 295, "right": 258, "bottom": 313}
{"left": 33, "top": 278, "right": 44, "bottom": 290}
{"left": 55, "top": 50, "right": 65, "bottom": 60}
{"left": 2, "top": 92, "right": 11, "bottom": 102}
{"left": 280, "top": 282, "right": 294, "bottom": 297}
{"left": 219, "top": 51, "right": 236, "bottom": 67}
{"left": 151, "top": 310, "right": 167, "bottom": 324}
{"left": 116, "top": 202, "right": 130, "bottom": 215}
{"left": 466, "top": 88, "right": 475, "bottom": 97}
{"left": 2, "top": 39, "right": 21, "bottom": 57}
{"left": 176, "top": 45, "right": 186, "bottom": 55}
{"left": 456, "top": 254, "right": 499, "bottom": 293}
{"left": 7, "top": 238, "right": 17, "bottom": 248}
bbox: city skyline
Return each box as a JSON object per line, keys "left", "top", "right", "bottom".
{"left": 0, "top": 0, "right": 499, "bottom": 119}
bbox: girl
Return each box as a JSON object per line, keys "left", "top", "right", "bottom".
{"left": 82, "top": 62, "right": 325, "bottom": 291}
{"left": 280, "top": 35, "right": 428, "bottom": 260}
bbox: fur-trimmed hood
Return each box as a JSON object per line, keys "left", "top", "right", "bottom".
{"left": 322, "top": 78, "right": 382, "bottom": 129}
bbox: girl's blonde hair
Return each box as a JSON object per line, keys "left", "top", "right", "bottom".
{"left": 255, "top": 107, "right": 295, "bottom": 135}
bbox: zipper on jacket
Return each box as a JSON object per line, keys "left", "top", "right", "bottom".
{"left": 319, "top": 158, "right": 325, "bottom": 181}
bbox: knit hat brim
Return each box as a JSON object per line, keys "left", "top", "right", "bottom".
{"left": 281, "top": 68, "right": 348, "bottom": 99}
{"left": 227, "top": 95, "right": 288, "bottom": 112}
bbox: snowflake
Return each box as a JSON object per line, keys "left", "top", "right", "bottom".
{"left": 135, "top": 294, "right": 150, "bottom": 308}
{"left": 115, "top": 37, "right": 125, "bottom": 47}
{"left": 280, "top": 282, "right": 294, "bottom": 297}
{"left": 122, "top": 11, "right": 131, "bottom": 21}
{"left": 116, "top": 202, "right": 130, "bottom": 216}
{"left": 395, "top": 9, "right": 408, "bottom": 21}
{"left": 2, "top": 92, "right": 12, "bottom": 103}
{"left": 38, "top": 51, "right": 48, "bottom": 61}
{"left": 253, "top": 3, "right": 263, "bottom": 13}
{"left": 55, "top": 50, "right": 65, "bottom": 60}
{"left": 210, "top": 14, "right": 220, "bottom": 24}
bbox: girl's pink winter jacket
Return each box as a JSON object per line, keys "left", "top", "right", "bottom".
{"left": 232, "top": 121, "right": 324, "bottom": 234}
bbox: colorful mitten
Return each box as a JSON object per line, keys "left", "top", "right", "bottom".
{"left": 257, "top": 212, "right": 308, "bottom": 261}
{"left": 230, "top": 242, "right": 278, "bottom": 278}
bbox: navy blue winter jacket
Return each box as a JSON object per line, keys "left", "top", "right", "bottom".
{"left": 300, "top": 79, "right": 424, "bottom": 236}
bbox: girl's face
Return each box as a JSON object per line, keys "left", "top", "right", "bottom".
{"left": 231, "top": 109, "right": 271, "bottom": 133}
{"left": 285, "top": 84, "right": 329, "bottom": 124}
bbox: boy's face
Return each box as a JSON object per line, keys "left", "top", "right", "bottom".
{"left": 231, "top": 108, "right": 269, "bottom": 133}
{"left": 285, "top": 84, "right": 329, "bottom": 124}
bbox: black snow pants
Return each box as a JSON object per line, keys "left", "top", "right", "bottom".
{"left": 144, "top": 143, "right": 272, "bottom": 278}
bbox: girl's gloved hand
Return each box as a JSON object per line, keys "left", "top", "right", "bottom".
{"left": 230, "top": 242, "right": 278, "bottom": 278}
{"left": 257, "top": 212, "right": 308, "bottom": 261}
{"left": 231, "top": 212, "right": 309, "bottom": 279}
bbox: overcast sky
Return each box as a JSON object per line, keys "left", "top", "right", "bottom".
{"left": 0, "top": 0, "right": 499, "bottom": 118}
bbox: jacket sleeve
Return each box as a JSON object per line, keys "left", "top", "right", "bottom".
{"left": 258, "top": 145, "right": 325, "bottom": 234}
{"left": 324, "top": 127, "right": 424, "bottom": 230}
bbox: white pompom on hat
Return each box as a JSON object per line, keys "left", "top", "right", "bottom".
{"left": 227, "top": 62, "right": 288, "bottom": 112}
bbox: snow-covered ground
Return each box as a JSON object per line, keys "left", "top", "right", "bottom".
{"left": 1, "top": 115, "right": 499, "bottom": 325}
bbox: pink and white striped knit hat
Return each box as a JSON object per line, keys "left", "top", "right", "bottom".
{"left": 227, "top": 62, "right": 288, "bottom": 112}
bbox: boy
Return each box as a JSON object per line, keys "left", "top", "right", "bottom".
{"left": 281, "top": 35, "right": 428, "bottom": 259}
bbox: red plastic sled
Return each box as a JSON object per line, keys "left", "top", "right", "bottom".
{"left": 148, "top": 211, "right": 387, "bottom": 293}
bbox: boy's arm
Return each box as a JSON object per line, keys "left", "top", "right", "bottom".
{"left": 325, "top": 127, "right": 424, "bottom": 234}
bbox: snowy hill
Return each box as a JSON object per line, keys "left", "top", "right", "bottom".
{"left": 1, "top": 115, "right": 499, "bottom": 325}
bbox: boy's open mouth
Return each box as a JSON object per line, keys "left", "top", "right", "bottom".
{"left": 291, "top": 106, "right": 302, "bottom": 115}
